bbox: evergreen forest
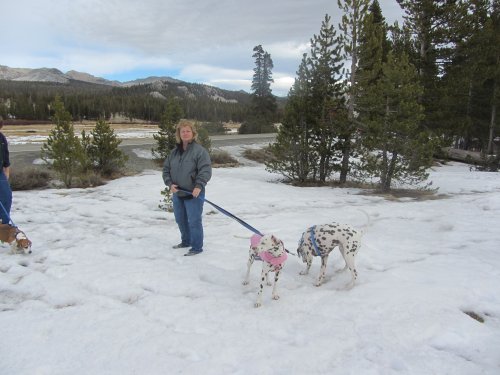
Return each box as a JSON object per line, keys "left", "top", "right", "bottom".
{"left": 0, "top": 79, "right": 262, "bottom": 124}
{"left": 266, "top": 0, "right": 499, "bottom": 190}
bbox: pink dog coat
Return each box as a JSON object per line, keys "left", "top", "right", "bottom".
{"left": 250, "top": 233, "right": 287, "bottom": 266}
{"left": 259, "top": 250, "right": 288, "bottom": 266}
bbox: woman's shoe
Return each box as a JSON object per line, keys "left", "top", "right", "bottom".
{"left": 172, "top": 243, "right": 190, "bottom": 249}
{"left": 183, "top": 249, "right": 203, "bottom": 256}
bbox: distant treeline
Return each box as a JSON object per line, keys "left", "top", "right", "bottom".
{"left": 0, "top": 79, "right": 280, "bottom": 123}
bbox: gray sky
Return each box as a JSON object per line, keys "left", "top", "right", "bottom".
{"left": 3, "top": 0, "right": 403, "bottom": 96}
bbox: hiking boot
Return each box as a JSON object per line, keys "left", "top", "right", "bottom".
{"left": 172, "top": 243, "right": 190, "bottom": 249}
{"left": 184, "top": 249, "right": 203, "bottom": 256}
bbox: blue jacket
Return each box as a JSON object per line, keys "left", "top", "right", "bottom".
{"left": 162, "top": 141, "right": 212, "bottom": 197}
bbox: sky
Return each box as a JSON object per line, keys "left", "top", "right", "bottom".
{"left": 2, "top": 0, "right": 404, "bottom": 96}
{"left": 1, "top": 137, "right": 500, "bottom": 374}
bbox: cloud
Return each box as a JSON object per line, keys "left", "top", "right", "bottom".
{"left": 272, "top": 74, "right": 296, "bottom": 96}
{"left": 178, "top": 64, "right": 295, "bottom": 96}
{"left": 267, "top": 42, "right": 310, "bottom": 60}
{"left": 2, "top": 0, "right": 403, "bottom": 96}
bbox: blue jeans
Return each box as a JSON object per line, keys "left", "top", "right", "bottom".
{"left": 0, "top": 173, "right": 12, "bottom": 224}
{"left": 172, "top": 190, "right": 205, "bottom": 252}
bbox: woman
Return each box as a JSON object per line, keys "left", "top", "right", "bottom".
{"left": 162, "top": 120, "right": 212, "bottom": 256}
{"left": 0, "top": 117, "right": 12, "bottom": 225}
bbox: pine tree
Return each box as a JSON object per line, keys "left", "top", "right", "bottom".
{"left": 396, "top": 0, "right": 461, "bottom": 131}
{"left": 484, "top": 1, "right": 500, "bottom": 154}
{"left": 80, "top": 129, "right": 94, "bottom": 174}
{"left": 89, "top": 119, "right": 128, "bottom": 176}
{"left": 266, "top": 55, "right": 316, "bottom": 182}
{"left": 196, "top": 124, "right": 212, "bottom": 154}
{"left": 308, "top": 14, "right": 346, "bottom": 182}
{"left": 152, "top": 98, "right": 183, "bottom": 160}
{"left": 240, "top": 45, "right": 277, "bottom": 134}
{"left": 41, "top": 96, "right": 87, "bottom": 187}
{"left": 464, "top": 0, "right": 499, "bottom": 154}
{"left": 356, "top": 50, "right": 434, "bottom": 191}
{"left": 437, "top": 0, "right": 499, "bottom": 153}
{"left": 355, "top": 2, "right": 388, "bottom": 122}
{"left": 337, "top": 0, "right": 371, "bottom": 183}
{"left": 267, "top": 14, "right": 346, "bottom": 184}
{"left": 437, "top": 1, "right": 484, "bottom": 149}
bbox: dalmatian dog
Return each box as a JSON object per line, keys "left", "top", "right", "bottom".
{"left": 297, "top": 223, "right": 362, "bottom": 288}
{"left": 243, "top": 233, "right": 287, "bottom": 308}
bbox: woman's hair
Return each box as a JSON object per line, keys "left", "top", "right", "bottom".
{"left": 175, "top": 120, "right": 198, "bottom": 143}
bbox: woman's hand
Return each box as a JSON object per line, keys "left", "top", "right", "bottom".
{"left": 192, "top": 187, "right": 202, "bottom": 198}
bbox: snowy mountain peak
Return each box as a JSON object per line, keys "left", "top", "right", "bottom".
{"left": 0, "top": 65, "right": 178, "bottom": 87}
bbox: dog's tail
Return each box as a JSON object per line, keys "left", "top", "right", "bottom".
{"left": 233, "top": 234, "right": 251, "bottom": 240}
{"left": 357, "top": 209, "right": 371, "bottom": 232}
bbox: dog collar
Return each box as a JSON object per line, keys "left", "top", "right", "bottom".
{"left": 259, "top": 251, "right": 287, "bottom": 266}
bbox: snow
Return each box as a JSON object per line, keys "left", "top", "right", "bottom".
{"left": 1, "top": 142, "right": 500, "bottom": 374}
{"left": 7, "top": 130, "right": 157, "bottom": 146}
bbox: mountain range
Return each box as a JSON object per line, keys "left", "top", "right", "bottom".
{"left": 0, "top": 65, "right": 183, "bottom": 88}
{"left": 0, "top": 65, "right": 287, "bottom": 123}
{"left": 0, "top": 65, "right": 266, "bottom": 123}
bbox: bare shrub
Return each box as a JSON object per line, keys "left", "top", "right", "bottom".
{"left": 10, "top": 168, "right": 52, "bottom": 191}
{"left": 71, "top": 172, "right": 106, "bottom": 188}
{"left": 242, "top": 147, "right": 275, "bottom": 164}
{"left": 211, "top": 150, "right": 238, "bottom": 167}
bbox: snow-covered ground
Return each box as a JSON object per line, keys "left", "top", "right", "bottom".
{"left": 7, "top": 129, "right": 157, "bottom": 145}
{"left": 1, "top": 143, "right": 500, "bottom": 374}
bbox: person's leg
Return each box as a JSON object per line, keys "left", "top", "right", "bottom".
{"left": 0, "top": 175, "right": 12, "bottom": 224}
{"left": 172, "top": 194, "right": 190, "bottom": 246}
{"left": 184, "top": 192, "right": 205, "bottom": 252}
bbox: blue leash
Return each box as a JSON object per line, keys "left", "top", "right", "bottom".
{"left": 175, "top": 188, "right": 295, "bottom": 256}
{"left": 0, "top": 200, "right": 15, "bottom": 227}
{"left": 176, "top": 188, "right": 264, "bottom": 236}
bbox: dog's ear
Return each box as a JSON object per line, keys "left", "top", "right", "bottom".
{"left": 271, "top": 235, "right": 279, "bottom": 245}
{"left": 18, "top": 239, "right": 31, "bottom": 248}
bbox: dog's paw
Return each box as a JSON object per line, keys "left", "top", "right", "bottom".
{"left": 266, "top": 281, "right": 272, "bottom": 286}
{"left": 254, "top": 302, "right": 262, "bottom": 308}
{"left": 299, "top": 270, "right": 308, "bottom": 276}
{"left": 272, "top": 295, "right": 280, "bottom": 300}
{"left": 314, "top": 282, "right": 323, "bottom": 287}
{"left": 242, "top": 280, "right": 249, "bottom": 285}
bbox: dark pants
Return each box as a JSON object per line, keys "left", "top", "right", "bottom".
{"left": 0, "top": 173, "right": 12, "bottom": 224}
{"left": 172, "top": 190, "right": 205, "bottom": 251}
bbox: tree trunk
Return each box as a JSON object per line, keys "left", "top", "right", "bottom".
{"left": 339, "top": 138, "right": 350, "bottom": 184}
{"left": 487, "top": 83, "right": 497, "bottom": 155}
{"left": 319, "top": 153, "right": 326, "bottom": 182}
{"left": 380, "top": 148, "right": 388, "bottom": 190}
{"left": 382, "top": 151, "right": 398, "bottom": 192}
{"left": 302, "top": 118, "right": 310, "bottom": 181}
